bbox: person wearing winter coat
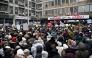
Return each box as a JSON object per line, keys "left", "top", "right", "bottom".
{"left": 31, "top": 40, "right": 43, "bottom": 58}
{"left": 75, "top": 42, "right": 89, "bottom": 58}
{"left": 35, "top": 45, "right": 42, "bottom": 58}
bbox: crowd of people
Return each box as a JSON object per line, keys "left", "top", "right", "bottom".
{"left": 0, "top": 24, "right": 92, "bottom": 58}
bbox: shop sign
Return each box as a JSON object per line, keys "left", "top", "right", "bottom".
{"left": 61, "top": 16, "right": 72, "bottom": 19}
{"left": 72, "top": 15, "right": 89, "bottom": 19}
{"left": 53, "top": 16, "right": 61, "bottom": 20}
{"left": 14, "top": 15, "right": 30, "bottom": 20}
{"left": 48, "top": 15, "right": 89, "bottom": 20}
{"left": 48, "top": 17, "right": 53, "bottom": 20}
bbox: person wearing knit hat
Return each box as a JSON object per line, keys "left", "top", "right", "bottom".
{"left": 56, "top": 43, "right": 68, "bottom": 57}
{"left": 68, "top": 40, "right": 78, "bottom": 49}
{"left": 9, "top": 37, "right": 18, "bottom": 49}
{"left": 12, "top": 37, "right": 17, "bottom": 41}
{"left": 3, "top": 48, "right": 12, "bottom": 58}
{"left": 24, "top": 49, "right": 33, "bottom": 58}
{"left": 89, "top": 55, "right": 92, "bottom": 58}
{"left": 19, "top": 37, "right": 27, "bottom": 46}
{"left": 15, "top": 49, "right": 25, "bottom": 58}
{"left": 42, "top": 51, "right": 48, "bottom": 58}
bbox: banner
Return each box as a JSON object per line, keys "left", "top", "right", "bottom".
{"left": 23, "top": 24, "right": 28, "bottom": 30}
{"left": 16, "top": 25, "right": 20, "bottom": 30}
{"left": 48, "top": 15, "right": 89, "bottom": 20}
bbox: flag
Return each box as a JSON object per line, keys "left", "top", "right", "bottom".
{"left": 73, "top": 11, "right": 78, "bottom": 16}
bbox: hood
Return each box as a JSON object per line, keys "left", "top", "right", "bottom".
{"left": 36, "top": 45, "right": 42, "bottom": 53}
{"left": 78, "top": 42, "right": 86, "bottom": 51}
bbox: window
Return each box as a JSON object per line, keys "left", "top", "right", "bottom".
{"left": 45, "top": 2, "right": 48, "bottom": 7}
{"left": 62, "top": 0, "right": 66, "bottom": 4}
{"left": 49, "top": 1, "right": 54, "bottom": 6}
{"left": 57, "top": 8, "right": 60, "bottom": 14}
{"left": 29, "top": 10, "right": 31, "bottom": 16}
{"left": 0, "top": 4, "right": 8, "bottom": 13}
{"left": 29, "top": 2, "right": 32, "bottom": 8}
{"left": 49, "top": 1, "right": 51, "bottom": 6}
{"left": 59, "top": 8, "right": 62, "bottom": 14}
{"left": 42, "top": 11, "right": 45, "bottom": 15}
{"left": 74, "top": 6, "right": 78, "bottom": 12}
{"left": 25, "top": 9, "right": 28, "bottom": 16}
{"left": 62, "top": 8, "right": 65, "bottom": 14}
{"left": 90, "top": 4, "right": 92, "bottom": 11}
{"left": 52, "top": 1, "right": 54, "bottom": 6}
{"left": 18, "top": 0, "right": 24, "bottom": 6}
{"left": 45, "top": 10, "right": 48, "bottom": 15}
{"left": 9, "top": 6, "right": 13, "bottom": 14}
{"left": 15, "top": 7, "right": 18, "bottom": 14}
{"left": 15, "top": 0, "right": 18, "bottom": 4}
{"left": 70, "top": 7, "right": 73, "bottom": 14}
{"left": 74, "top": 0, "right": 79, "bottom": 2}
{"left": 55, "top": 0, "right": 58, "bottom": 5}
{"left": 19, "top": 8, "right": 24, "bottom": 14}
{"left": 9, "top": 0, "right": 13, "bottom": 3}
{"left": 66, "top": 7, "right": 70, "bottom": 13}
{"left": 70, "top": 0, "right": 74, "bottom": 3}
{"left": 54, "top": 9, "right": 57, "bottom": 15}
{"left": 84, "top": 5, "right": 89, "bottom": 12}
{"left": 52, "top": 9, "right": 54, "bottom": 14}
{"left": 78, "top": 6, "right": 84, "bottom": 12}
{"left": 66, "top": 0, "right": 69, "bottom": 3}
{"left": 58, "top": 0, "right": 61, "bottom": 5}
{"left": 25, "top": 0, "right": 28, "bottom": 7}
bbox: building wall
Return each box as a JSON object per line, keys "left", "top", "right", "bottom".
{"left": 42, "top": 0, "right": 92, "bottom": 18}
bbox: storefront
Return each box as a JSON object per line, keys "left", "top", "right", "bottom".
{"left": 13, "top": 15, "right": 30, "bottom": 25}
{"left": 48, "top": 15, "right": 91, "bottom": 24}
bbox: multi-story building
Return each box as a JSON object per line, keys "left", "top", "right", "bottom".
{"left": 42, "top": 0, "right": 92, "bottom": 23}
{"left": 0, "top": 0, "right": 42, "bottom": 25}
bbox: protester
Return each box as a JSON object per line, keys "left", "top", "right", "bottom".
{"left": 0, "top": 23, "right": 92, "bottom": 58}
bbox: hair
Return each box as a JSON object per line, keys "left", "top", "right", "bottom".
{"left": 3, "top": 48, "right": 12, "bottom": 56}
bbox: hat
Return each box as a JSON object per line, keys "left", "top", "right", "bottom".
{"left": 5, "top": 46, "right": 11, "bottom": 49}
{"left": 12, "top": 37, "right": 16, "bottom": 41}
{"left": 17, "top": 49, "right": 24, "bottom": 55}
{"left": 68, "top": 40, "right": 78, "bottom": 49}
{"left": 8, "top": 35, "right": 12, "bottom": 39}
{"left": 42, "top": 51, "right": 48, "bottom": 58}
{"left": 15, "top": 46, "right": 21, "bottom": 49}
{"left": 5, "top": 35, "right": 8, "bottom": 38}
{"left": 85, "top": 32, "right": 89, "bottom": 35}
{"left": 19, "top": 32, "right": 23, "bottom": 35}
{"left": 24, "top": 49, "right": 30, "bottom": 55}
{"left": 22, "top": 37, "right": 26, "bottom": 41}
{"left": 89, "top": 55, "right": 92, "bottom": 58}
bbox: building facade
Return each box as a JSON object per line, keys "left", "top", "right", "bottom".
{"left": 42, "top": 0, "right": 92, "bottom": 19}
{"left": 0, "top": 0, "right": 42, "bottom": 25}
